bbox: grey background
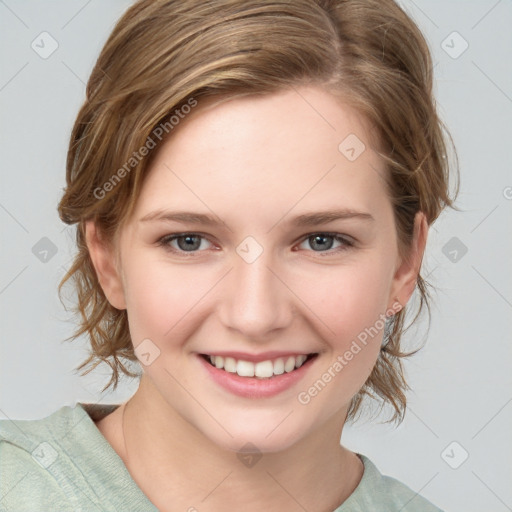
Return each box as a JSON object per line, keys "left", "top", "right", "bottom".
{"left": 1, "top": 1, "right": 511, "bottom": 511}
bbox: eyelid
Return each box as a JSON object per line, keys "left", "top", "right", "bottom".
{"left": 157, "top": 232, "right": 216, "bottom": 254}
{"left": 298, "top": 231, "right": 355, "bottom": 243}
{"left": 296, "top": 232, "right": 355, "bottom": 252}
{"left": 156, "top": 231, "right": 355, "bottom": 255}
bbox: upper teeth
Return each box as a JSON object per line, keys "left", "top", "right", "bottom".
{"left": 208, "top": 355, "right": 309, "bottom": 378}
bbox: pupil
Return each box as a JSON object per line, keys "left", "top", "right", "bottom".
{"left": 178, "top": 235, "right": 201, "bottom": 251}
{"left": 311, "top": 235, "right": 333, "bottom": 251}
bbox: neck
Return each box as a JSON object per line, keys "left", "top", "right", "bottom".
{"left": 119, "top": 375, "right": 363, "bottom": 512}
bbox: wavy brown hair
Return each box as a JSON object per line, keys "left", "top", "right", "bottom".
{"left": 57, "top": 0, "right": 459, "bottom": 424}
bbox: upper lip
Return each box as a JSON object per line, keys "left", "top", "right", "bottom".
{"left": 200, "top": 351, "right": 317, "bottom": 363}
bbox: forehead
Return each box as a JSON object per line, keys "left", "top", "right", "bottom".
{"left": 160, "top": 87, "right": 381, "bottom": 162}
{"left": 130, "top": 86, "right": 390, "bottom": 227}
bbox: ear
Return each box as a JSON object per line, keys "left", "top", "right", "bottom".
{"left": 387, "top": 211, "right": 429, "bottom": 310}
{"left": 85, "top": 220, "right": 127, "bottom": 310}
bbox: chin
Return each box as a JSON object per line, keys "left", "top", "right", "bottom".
{"left": 198, "top": 416, "right": 310, "bottom": 455}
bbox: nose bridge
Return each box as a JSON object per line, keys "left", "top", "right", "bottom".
{"left": 219, "top": 250, "right": 293, "bottom": 337}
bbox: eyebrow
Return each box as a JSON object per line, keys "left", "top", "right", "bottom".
{"left": 139, "top": 209, "right": 374, "bottom": 226}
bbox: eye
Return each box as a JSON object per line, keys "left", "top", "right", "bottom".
{"left": 157, "top": 233, "right": 213, "bottom": 253}
{"left": 297, "top": 233, "right": 354, "bottom": 253}
{"left": 156, "top": 232, "right": 354, "bottom": 256}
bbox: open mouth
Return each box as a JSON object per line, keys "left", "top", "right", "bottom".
{"left": 200, "top": 353, "right": 318, "bottom": 379}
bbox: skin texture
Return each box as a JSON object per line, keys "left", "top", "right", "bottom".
{"left": 88, "top": 86, "right": 428, "bottom": 511}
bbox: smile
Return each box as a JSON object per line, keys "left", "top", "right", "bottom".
{"left": 198, "top": 352, "right": 319, "bottom": 398}
{"left": 201, "top": 353, "right": 317, "bottom": 379}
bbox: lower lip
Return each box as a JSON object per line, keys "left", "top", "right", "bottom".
{"left": 197, "top": 354, "right": 317, "bottom": 398}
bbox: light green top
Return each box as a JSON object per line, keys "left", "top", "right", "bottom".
{"left": 0, "top": 403, "right": 443, "bottom": 511}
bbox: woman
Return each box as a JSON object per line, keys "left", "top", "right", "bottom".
{"left": 0, "top": 0, "right": 458, "bottom": 510}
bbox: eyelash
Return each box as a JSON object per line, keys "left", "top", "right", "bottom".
{"left": 156, "top": 232, "right": 355, "bottom": 257}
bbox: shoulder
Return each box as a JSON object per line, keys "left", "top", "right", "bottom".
{"left": 0, "top": 402, "right": 155, "bottom": 511}
{"left": 0, "top": 404, "right": 88, "bottom": 509}
{"left": 335, "top": 453, "right": 444, "bottom": 512}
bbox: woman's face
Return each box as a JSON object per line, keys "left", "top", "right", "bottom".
{"left": 90, "top": 86, "right": 424, "bottom": 453}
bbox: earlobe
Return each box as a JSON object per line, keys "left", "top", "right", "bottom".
{"left": 388, "top": 212, "right": 429, "bottom": 310}
{"left": 84, "top": 220, "right": 127, "bottom": 310}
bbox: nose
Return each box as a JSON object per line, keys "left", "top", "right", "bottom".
{"left": 217, "top": 252, "right": 295, "bottom": 340}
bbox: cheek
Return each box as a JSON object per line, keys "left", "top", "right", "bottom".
{"left": 121, "top": 257, "right": 213, "bottom": 345}
{"left": 289, "top": 257, "right": 392, "bottom": 400}
{"left": 291, "top": 256, "right": 392, "bottom": 343}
